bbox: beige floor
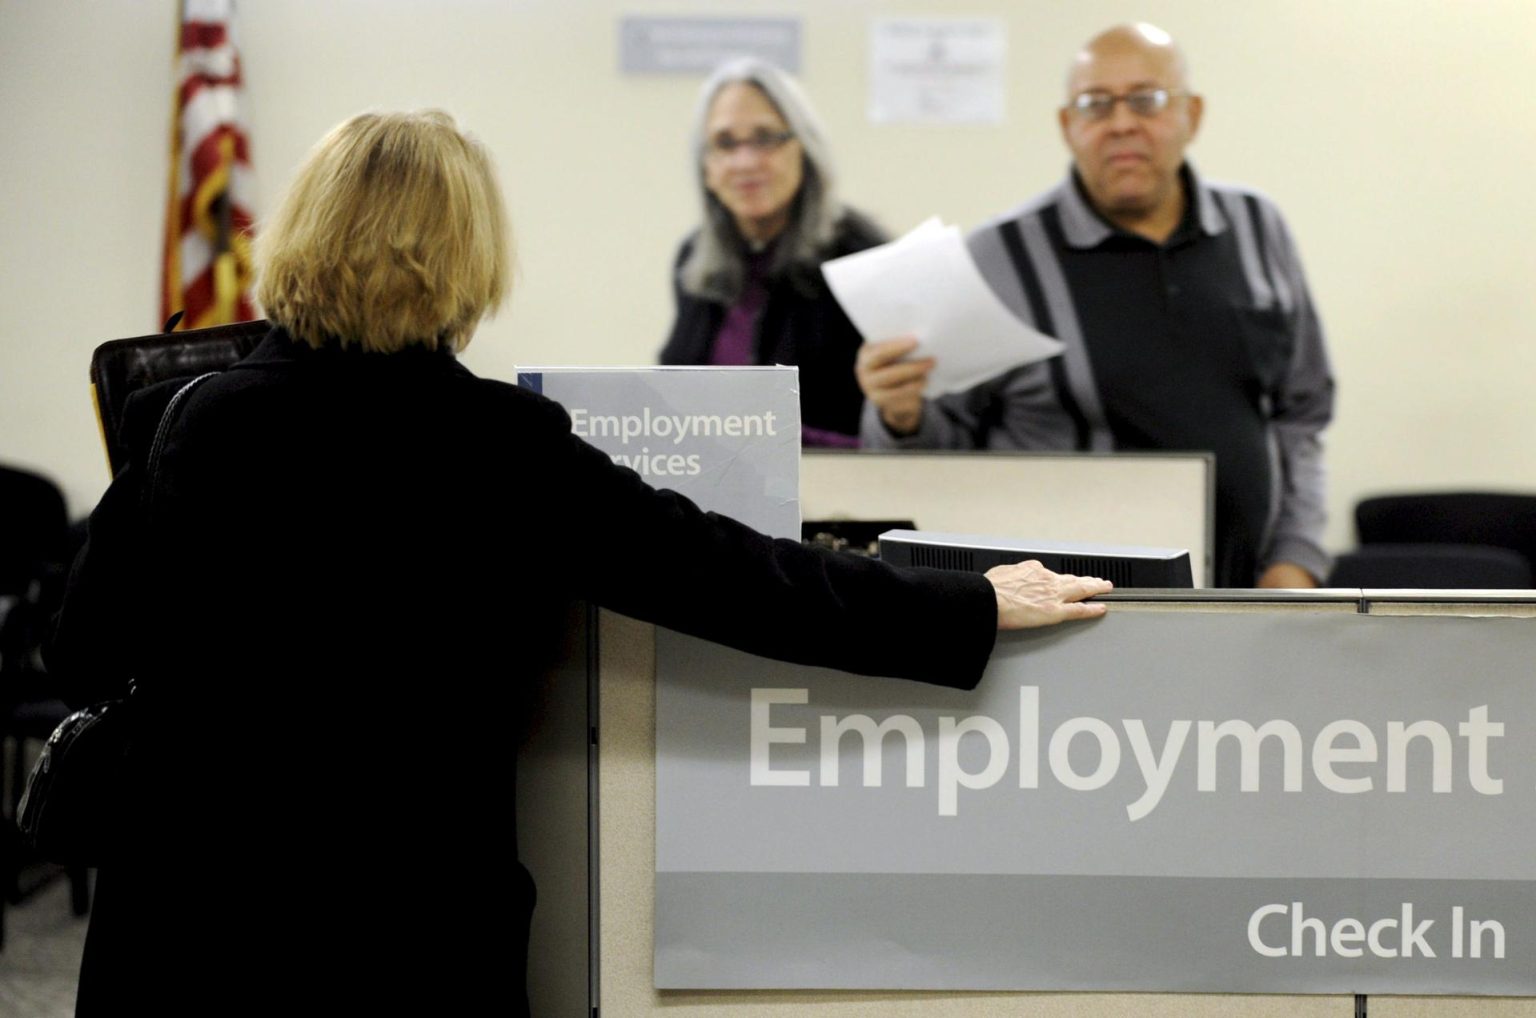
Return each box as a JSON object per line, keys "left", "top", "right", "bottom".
{"left": 0, "top": 874, "right": 86, "bottom": 1018}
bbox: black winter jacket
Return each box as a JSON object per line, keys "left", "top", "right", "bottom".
{"left": 49, "top": 326, "right": 995, "bottom": 1015}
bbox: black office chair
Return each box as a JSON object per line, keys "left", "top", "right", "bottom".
{"left": 1355, "top": 492, "right": 1536, "bottom": 575}
{"left": 1326, "top": 543, "right": 1533, "bottom": 589}
{"left": 91, "top": 318, "right": 268, "bottom": 475}
{"left": 0, "top": 464, "right": 91, "bottom": 948}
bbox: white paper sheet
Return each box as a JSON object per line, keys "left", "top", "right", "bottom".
{"left": 822, "top": 219, "right": 1064, "bottom": 396}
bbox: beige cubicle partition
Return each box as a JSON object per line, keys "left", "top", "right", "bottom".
{"left": 1362, "top": 590, "right": 1536, "bottom": 1018}
{"left": 800, "top": 450, "right": 1215, "bottom": 586}
{"left": 596, "top": 593, "right": 1536, "bottom": 1018}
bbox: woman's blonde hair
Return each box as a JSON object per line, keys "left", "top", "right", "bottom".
{"left": 254, "top": 110, "right": 510, "bottom": 353}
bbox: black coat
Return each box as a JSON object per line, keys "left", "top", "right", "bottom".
{"left": 658, "top": 211, "right": 885, "bottom": 439}
{"left": 48, "top": 328, "right": 995, "bottom": 1014}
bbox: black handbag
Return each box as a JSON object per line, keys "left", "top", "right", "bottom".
{"left": 16, "top": 371, "right": 216, "bottom": 867}
{"left": 16, "top": 689, "right": 136, "bottom": 867}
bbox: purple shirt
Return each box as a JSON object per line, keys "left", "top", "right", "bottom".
{"left": 707, "top": 244, "right": 862, "bottom": 449}
{"left": 706, "top": 247, "right": 772, "bottom": 367}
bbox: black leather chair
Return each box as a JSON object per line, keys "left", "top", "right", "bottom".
{"left": 0, "top": 464, "right": 91, "bottom": 947}
{"left": 91, "top": 318, "right": 268, "bottom": 474}
{"left": 1355, "top": 492, "right": 1536, "bottom": 576}
{"left": 1326, "top": 543, "right": 1533, "bottom": 589}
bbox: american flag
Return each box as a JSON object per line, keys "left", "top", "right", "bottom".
{"left": 161, "top": 0, "right": 255, "bottom": 331}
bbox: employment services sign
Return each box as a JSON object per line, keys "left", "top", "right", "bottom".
{"left": 655, "top": 610, "right": 1536, "bottom": 994}
{"left": 517, "top": 366, "right": 799, "bottom": 539}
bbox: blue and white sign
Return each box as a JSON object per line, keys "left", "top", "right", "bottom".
{"left": 517, "top": 366, "right": 800, "bottom": 539}
{"left": 619, "top": 16, "right": 801, "bottom": 75}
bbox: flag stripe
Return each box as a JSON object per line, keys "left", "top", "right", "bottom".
{"left": 179, "top": 21, "right": 228, "bottom": 51}
{"left": 179, "top": 67, "right": 243, "bottom": 110}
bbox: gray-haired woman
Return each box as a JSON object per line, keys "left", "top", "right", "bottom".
{"left": 659, "top": 57, "right": 882, "bottom": 445}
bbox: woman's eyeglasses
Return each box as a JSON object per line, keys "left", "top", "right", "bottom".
{"left": 705, "top": 130, "right": 796, "bottom": 159}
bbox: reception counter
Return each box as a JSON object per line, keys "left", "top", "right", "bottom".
{"left": 593, "top": 592, "right": 1536, "bottom": 1018}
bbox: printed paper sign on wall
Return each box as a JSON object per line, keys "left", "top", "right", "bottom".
{"left": 869, "top": 18, "right": 1007, "bottom": 124}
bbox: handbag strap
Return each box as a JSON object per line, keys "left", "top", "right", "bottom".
{"left": 128, "top": 371, "right": 216, "bottom": 703}
{"left": 140, "top": 372, "right": 217, "bottom": 515}
{"left": 148, "top": 372, "right": 217, "bottom": 476}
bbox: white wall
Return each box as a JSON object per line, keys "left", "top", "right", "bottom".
{"left": 4, "top": 0, "right": 1535, "bottom": 556}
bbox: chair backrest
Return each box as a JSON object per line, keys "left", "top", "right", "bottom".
{"left": 0, "top": 466, "right": 69, "bottom": 695}
{"left": 0, "top": 465, "right": 67, "bottom": 597}
{"left": 1326, "top": 542, "right": 1533, "bottom": 589}
{"left": 1355, "top": 492, "right": 1536, "bottom": 573}
{"left": 90, "top": 319, "right": 269, "bottom": 475}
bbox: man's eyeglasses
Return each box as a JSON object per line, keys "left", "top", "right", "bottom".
{"left": 1067, "top": 88, "right": 1187, "bottom": 122}
{"left": 705, "top": 129, "right": 796, "bottom": 159}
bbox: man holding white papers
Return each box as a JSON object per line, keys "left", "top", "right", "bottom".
{"left": 855, "top": 23, "right": 1335, "bottom": 589}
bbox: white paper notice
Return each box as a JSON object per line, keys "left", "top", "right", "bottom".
{"left": 868, "top": 18, "right": 1007, "bottom": 124}
{"left": 822, "top": 219, "right": 1064, "bottom": 396}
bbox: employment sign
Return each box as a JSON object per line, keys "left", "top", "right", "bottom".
{"left": 516, "top": 366, "right": 800, "bottom": 540}
{"left": 656, "top": 610, "right": 1536, "bottom": 995}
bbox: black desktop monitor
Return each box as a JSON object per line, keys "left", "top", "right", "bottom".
{"left": 878, "top": 529, "right": 1194, "bottom": 589}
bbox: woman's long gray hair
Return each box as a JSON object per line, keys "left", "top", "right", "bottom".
{"left": 678, "top": 57, "right": 843, "bottom": 303}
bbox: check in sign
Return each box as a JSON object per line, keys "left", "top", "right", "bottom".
{"left": 655, "top": 611, "right": 1536, "bottom": 995}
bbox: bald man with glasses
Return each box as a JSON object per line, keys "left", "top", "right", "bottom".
{"left": 857, "top": 23, "right": 1335, "bottom": 590}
